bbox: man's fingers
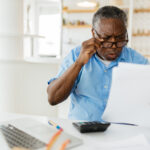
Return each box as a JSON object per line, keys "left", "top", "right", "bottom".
{"left": 94, "top": 37, "right": 102, "bottom": 44}
{"left": 80, "top": 38, "right": 99, "bottom": 65}
{"left": 83, "top": 38, "right": 100, "bottom": 50}
{"left": 86, "top": 45, "right": 96, "bottom": 54}
{"left": 95, "top": 37, "right": 104, "bottom": 42}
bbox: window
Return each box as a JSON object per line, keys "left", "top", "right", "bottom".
{"left": 38, "top": 13, "right": 61, "bottom": 56}
{"left": 24, "top": 0, "right": 62, "bottom": 59}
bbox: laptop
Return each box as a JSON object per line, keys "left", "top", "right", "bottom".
{"left": 0, "top": 118, "right": 82, "bottom": 150}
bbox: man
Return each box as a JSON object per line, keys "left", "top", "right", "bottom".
{"left": 47, "top": 6, "right": 149, "bottom": 121}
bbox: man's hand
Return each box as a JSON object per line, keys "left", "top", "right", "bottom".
{"left": 77, "top": 38, "right": 100, "bottom": 65}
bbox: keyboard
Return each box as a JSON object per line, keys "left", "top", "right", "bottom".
{"left": 0, "top": 124, "right": 46, "bottom": 149}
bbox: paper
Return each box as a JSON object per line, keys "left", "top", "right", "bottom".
{"left": 102, "top": 63, "right": 150, "bottom": 126}
{"left": 83, "top": 134, "right": 150, "bottom": 150}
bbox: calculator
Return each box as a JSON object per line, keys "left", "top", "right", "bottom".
{"left": 72, "top": 121, "right": 110, "bottom": 133}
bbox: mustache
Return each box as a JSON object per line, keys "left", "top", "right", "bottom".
{"left": 101, "top": 47, "right": 122, "bottom": 53}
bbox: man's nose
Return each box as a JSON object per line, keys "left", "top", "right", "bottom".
{"left": 109, "top": 36, "right": 117, "bottom": 48}
{"left": 109, "top": 36, "right": 116, "bottom": 42}
{"left": 112, "top": 43, "right": 117, "bottom": 48}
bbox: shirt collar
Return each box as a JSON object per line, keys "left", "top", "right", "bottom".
{"left": 118, "top": 46, "right": 126, "bottom": 61}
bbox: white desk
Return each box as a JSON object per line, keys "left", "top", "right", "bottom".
{"left": 0, "top": 112, "right": 150, "bottom": 150}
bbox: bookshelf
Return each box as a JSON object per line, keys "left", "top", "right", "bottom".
{"left": 62, "top": 7, "right": 97, "bottom": 29}
{"left": 131, "top": 0, "right": 150, "bottom": 57}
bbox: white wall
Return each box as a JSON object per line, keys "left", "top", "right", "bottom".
{"left": 0, "top": 0, "right": 59, "bottom": 117}
{"left": 0, "top": 0, "right": 23, "bottom": 60}
{"left": 0, "top": 60, "right": 59, "bottom": 116}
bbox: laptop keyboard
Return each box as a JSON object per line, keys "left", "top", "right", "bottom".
{"left": 0, "top": 124, "right": 46, "bottom": 149}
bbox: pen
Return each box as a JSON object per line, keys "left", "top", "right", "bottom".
{"left": 46, "top": 129, "right": 63, "bottom": 150}
{"left": 48, "top": 120, "right": 63, "bottom": 131}
{"left": 110, "top": 122, "right": 138, "bottom": 126}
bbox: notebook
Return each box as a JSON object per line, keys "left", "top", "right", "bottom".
{"left": 0, "top": 118, "right": 82, "bottom": 150}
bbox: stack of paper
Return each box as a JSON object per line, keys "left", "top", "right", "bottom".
{"left": 102, "top": 63, "right": 150, "bottom": 126}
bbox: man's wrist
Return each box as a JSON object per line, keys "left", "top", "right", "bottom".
{"left": 75, "top": 59, "right": 84, "bottom": 68}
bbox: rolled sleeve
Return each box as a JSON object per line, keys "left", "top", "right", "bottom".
{"left": 48, "top": 77, "right": 57, "bottom": 85}
{"left": 47, "top": 46, "right": 81, "bottom": 93}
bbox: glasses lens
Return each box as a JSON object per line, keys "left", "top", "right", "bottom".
{"left": 102, "top": 40, "right": 128, "bottom": 48}
{"left": 117, "top": 41, "right": 127, "bottom": 47}
{"left": 102, "top": 42, "right": 112, "bottom": 48}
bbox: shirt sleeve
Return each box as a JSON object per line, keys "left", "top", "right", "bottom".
{"left": 48, "top": 47, "right": 81, "bottom": 92}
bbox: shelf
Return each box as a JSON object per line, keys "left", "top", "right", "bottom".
{"left": 63, "top": 8, "right": 150, "bottom": 14}
{"left": 132, "top": 33, "right": 150, "bottom": 36}
{"left": 144, "top": 55, "right": 150, "bottom": 58}
{"left": 63, "top": 7, "right": 129, "bottom": 14}
{"left": 63, "top": 8, "right": 98, "bottom": 13}
{"left": 134, "top": 8, "right": 150, "bottom": 13}
{"left": 63, "top": 24, "right": 92, "bottom": 28}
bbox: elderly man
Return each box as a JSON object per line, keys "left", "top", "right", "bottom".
{"left": 47, "top": 6, "right": 149, "bottom": 121}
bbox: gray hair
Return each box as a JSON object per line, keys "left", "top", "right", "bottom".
{"left": 92, "top": 6, "right": 127, "bottom": 29}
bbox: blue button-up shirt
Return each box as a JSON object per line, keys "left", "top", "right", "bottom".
{"left": 48, "top": 46, "right": 149, "bottom": 121}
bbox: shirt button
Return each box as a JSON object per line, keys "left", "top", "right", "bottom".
{"left": 104, "top": 85, "right": 108, "bottom": 89}
{"left": 104, "top": 70, "right": 107, "bottom": 72}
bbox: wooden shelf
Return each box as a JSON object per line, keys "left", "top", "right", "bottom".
{"left": 144, "top": 55, "right": 150, "bottom": 58}
{"left": 132, "top": 33, "right": 150, "bottom": 36}
{"left": 63, "top": 8, "right": 150, "bottom": 14}
{"left": 134, "top": 8, "right": 150, "bottom": 13}
{"left": 63, "top": 8, "right": 98, "bottom": 13}
{"left": 63, "top": 24, "right": 92, "bottom": 28}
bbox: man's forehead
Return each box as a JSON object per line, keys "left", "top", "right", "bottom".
{"left": 96, "top": 18, "right": 126, "bottom": 36}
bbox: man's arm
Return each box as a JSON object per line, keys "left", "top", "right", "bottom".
{"left": 47, "top": 38, "right": 100, "bottom": 105}
{"left": 47, "top": 60, "right": 83, "bottom": 105}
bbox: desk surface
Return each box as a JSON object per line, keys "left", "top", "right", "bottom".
{"left": 0, "top": 112, "right": 150, "bottom": 150}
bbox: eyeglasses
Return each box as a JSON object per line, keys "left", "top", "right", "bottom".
{"left": 100, "top": 40, "right": 128, "bottom": 48}
{"left": 94, "top": 29, "right": 128, "bottom": 48}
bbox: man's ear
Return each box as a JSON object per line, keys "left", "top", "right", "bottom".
{"left": 91, "top": 28, "right": 95, "bottom": 37}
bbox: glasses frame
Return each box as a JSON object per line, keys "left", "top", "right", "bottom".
{"left": 94, "top": 29, "right": 129, "bottom": 48}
